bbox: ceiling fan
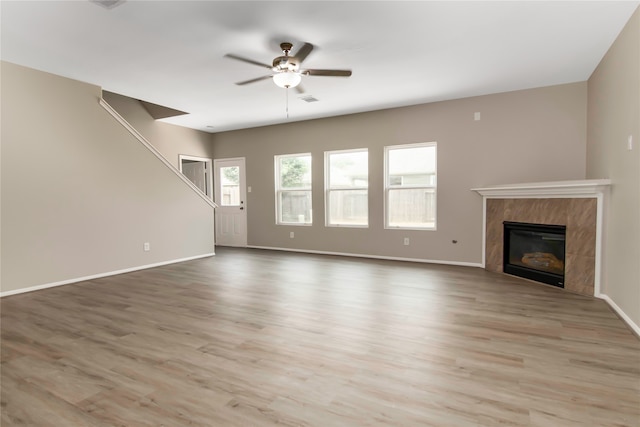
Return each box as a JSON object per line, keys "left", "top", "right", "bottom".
{"left": 224, "top": 42, "right": 352, "bottom": 93}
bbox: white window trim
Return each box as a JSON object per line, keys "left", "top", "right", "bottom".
{"left": 384, "top": 142, "right": 437, "bottom": 231}
{"left": 324, "top": 148, "right": 369, "bottom": 228}
{"left": 275, "top": 153, "right": 313, "bottom": 226}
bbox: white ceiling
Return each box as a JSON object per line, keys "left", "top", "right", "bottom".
{"left": 1, "top": 1, "right": 638, "bottom": 133}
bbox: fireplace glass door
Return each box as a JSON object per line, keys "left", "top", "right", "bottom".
{"left": 503, "top": 221, "right": 566, "bottom": 288}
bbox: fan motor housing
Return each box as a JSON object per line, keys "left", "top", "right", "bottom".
{"left": 273, "top": 56, "right": 299, "bottom": 72}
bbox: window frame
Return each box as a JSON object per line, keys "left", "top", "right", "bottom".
{"left": 274, "top": 152, "right": 313, "bottom": 226}
{"left": 384, "top": 142, "right": 437, "bottom": 230}
{"left": 324, "top": 148, "right": 369, "bottom": 228}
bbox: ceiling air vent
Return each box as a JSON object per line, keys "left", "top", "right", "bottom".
{"left": 89, "top": 0, "right": 126, "bottom": 9}
{"left": 300, "top": 96, "right": 319, "bottom": 103}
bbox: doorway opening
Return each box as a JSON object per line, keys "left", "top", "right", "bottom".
{"left": 179, "top": 155, "right": 213, "bottom": 200}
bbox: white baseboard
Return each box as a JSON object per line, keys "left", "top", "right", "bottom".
{"left": 245, "top": 245, "right": 483, "bottom": 268}
{"left": 0, "top": 253, "right": 216, "bottom": 298}
{"left": 598, "top": 294, "right": 640, "bottom": 337}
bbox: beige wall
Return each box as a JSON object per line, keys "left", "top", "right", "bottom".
{"left": 587, "top": 7, "right": 640, "bottom": 327}
{"left": 212, "top": 83, "right": 587, "bottom": 265}
{"left": 102, "top": 91, "right": 214, "bottom": 170}
{"left": 0, "top": 62, "right": 215, "bottom": 294}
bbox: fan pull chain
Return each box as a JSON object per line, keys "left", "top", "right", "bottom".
{"left": 285, "top": 87, "right": 289, "bottom": 119}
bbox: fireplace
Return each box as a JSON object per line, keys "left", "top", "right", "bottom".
{"left": 503, "top": 221, "right": 566, "bottom": 288}
{"left": 473, "top": 180, "right": 610, "bottom": 296}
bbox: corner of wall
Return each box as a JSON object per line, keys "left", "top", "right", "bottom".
{"left": 586, "top": 6, "right": 640, "bottom": 332}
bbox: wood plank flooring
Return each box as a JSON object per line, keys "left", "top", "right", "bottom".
{"left": 1, "top": 248, "right": 639, "bottom": 426}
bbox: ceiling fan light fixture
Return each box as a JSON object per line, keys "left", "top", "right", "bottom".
{"left": 273, "top": 72, "right": 302, "bottom": 88}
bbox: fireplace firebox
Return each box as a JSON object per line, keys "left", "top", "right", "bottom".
{"left": 503, "top": 221, "right": 566, "bottom": 288}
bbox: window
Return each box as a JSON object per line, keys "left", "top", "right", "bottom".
{"left": 325, "top": 149, "right": 368, "bottom": 227}
{"left": 219, "top": 166, "right": 240, "bottom": 206}
{"left": 275, "top": 153, "right": 312, "bottom": 225}
{"left": 385, "top": 142, "right": 437, "bottom": 229}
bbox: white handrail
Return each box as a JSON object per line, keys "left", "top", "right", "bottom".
{"left": 99, "top": 98, "right": 218, "bottom": 209}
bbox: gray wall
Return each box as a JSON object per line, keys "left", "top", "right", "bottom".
{"left": 212, "top": 83, "right": 587, "bottom": 265}
{"left": 1, "top": 61, "right": 215, "bottom": 294}
{"left": 587, "top": 7, "right": 640, "bottom": 328}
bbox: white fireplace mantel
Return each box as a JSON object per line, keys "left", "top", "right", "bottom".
{"left": 471, "top": 179, "right": 611, "bottom": 297}
{"left": 471, "top": 179, "right": 612, "bottom": 198}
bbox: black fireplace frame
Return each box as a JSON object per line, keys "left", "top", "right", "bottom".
{"left": 503, "top": 221, "right": 566, "bottom": 288}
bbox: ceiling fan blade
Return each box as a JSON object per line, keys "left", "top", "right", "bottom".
{"left": 303, "top": 69, "right": 352, "bottom": 77}
{"left": 224, "top": 54, "right": 272, "bottom": 69}
{"left": 294, "top": 84, "right": 305, "bottom": 94}
{"left": 294, "top": 43, "right": 314, "bottom": 64}
{"left": 235, "top": 75, "right": 273, "bottom": 86}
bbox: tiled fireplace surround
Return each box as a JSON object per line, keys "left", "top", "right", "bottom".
{"left": 473, "top": 180, "right": 611, "bottom": 297}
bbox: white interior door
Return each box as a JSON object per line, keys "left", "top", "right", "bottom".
{"left": 214, "top": 157, "right": 247, "bottom": 247}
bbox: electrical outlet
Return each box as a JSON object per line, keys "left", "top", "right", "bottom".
{"left": 290, "top": 231, "right": 295, "bottom": 239}
{"left": 403, "top": 237, "right": 410, "bottom": 246}
{"left": 143, "top": 242, "right": 150, "bottom": 252}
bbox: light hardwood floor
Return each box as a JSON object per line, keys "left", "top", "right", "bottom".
{"left": 1, "top": 248, "right": 639, "bottom": 426}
